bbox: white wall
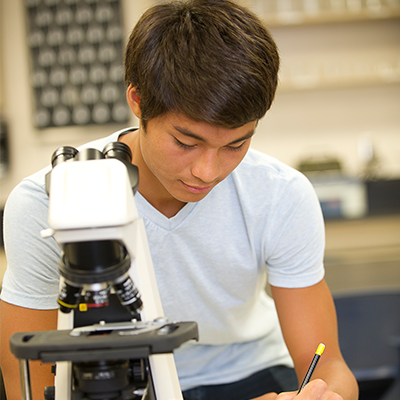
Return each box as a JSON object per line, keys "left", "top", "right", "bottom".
{"left": 1, "top": 0, "right": 399, "bottom": 207}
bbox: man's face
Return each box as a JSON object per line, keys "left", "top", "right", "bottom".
{"left": 139, "top": 112, "right": 257, "bottom": 204}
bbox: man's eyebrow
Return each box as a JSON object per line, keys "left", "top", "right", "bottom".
{"left": 173, "top": 125, "right": 256, "bottom": 145}
{"left": 228, "top": 130, "right": 256, "bottom": 144}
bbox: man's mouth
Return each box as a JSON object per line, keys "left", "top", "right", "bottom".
{"left": 180, "top": 181, "right": 213, "bottom": 194}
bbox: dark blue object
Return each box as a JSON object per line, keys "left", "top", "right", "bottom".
{"left": 334, "top": 290, "right": 400, "bottom": 400}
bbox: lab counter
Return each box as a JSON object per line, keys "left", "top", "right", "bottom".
{"left": 324, "top": 214, "right": 400, "bottom": 294}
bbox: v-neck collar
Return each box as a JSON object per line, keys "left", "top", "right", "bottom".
{"left": 135, "top": 191, "right": 198, "bottom": 231}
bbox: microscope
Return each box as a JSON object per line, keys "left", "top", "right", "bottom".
{"left": 10, "top": 142, "right": 198, "bottom": 400}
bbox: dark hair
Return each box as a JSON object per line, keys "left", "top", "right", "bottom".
{"left": 124, "top": 0, "right": 280, "bottom": 129}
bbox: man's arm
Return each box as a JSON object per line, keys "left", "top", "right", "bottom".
{"left": 270, "top": 279, "right": 358, "bottom": 400}
{"left": 0, "top": 301, "right": 58, "bottom": 400}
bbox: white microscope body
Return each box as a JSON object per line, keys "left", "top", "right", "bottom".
{"left": 10, "top": 143, "right": 198, "bottom": 400}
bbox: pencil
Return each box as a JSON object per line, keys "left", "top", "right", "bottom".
{"left": 297, "top": 343, "right": 326, "bottom": 394}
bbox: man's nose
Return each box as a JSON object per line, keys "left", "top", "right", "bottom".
{"left": 191, "top": 149, "right": 220, "bottom": 183}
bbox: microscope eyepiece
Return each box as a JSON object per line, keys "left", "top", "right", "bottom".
{"left": 103, "top": 142, "right": 139, "bottom": 193}
{"left": 103, "top": 142, "right": 132, "bottom": 163}
{"left": 51, "top": 146, "right": 78, "bottom": 168}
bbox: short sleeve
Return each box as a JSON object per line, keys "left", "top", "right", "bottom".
{"left": 1, "top": 175, "right": 61, "bottom": 309}
{"left": 264, "top": 172, "right": 325, "bottom": 288}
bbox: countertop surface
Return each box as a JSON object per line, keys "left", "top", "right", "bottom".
{"left": 324, "top": 214, "right": 400, "bottom": 294}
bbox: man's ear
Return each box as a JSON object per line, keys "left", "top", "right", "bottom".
{"left": 126, "top": 84, "right": 141, "bottom": 119}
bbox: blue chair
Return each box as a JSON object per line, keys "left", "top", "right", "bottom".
{"left": 334, "top": 290, "right": 400, "bottom": 400}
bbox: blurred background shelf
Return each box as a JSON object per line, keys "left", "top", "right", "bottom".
{"left": 240, "top": 0, "right": 400, "bottom": 27}
{"left": 235, "top": 1, "right": 400, "bottom": 92}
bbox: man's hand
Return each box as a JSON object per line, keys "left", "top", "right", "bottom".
{"left": 251, "top": 379, "right": 344, "bottom": 400}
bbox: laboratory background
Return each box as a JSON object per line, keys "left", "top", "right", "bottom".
{"left": 0, "top": 0, "right": 399, "bottom": 399}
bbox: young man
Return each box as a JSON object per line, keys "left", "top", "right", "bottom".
{"left": 1, "top": 1, "right": 358, "bottom": 399}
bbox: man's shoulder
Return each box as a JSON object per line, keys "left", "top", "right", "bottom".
{"left": 236, "top": 148, "right": 306, "bottom": 185}
{"left": 223, "top": 149, "right": 316, "bottom": 211}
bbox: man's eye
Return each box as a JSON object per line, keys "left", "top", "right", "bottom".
{"left": 226, "top": 141, "right": 246, "bottom": 151}
{"left": 174, "top": 137, "right": 196, "bottom": 149}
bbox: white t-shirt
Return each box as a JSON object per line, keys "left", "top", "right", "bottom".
{"left": 1, "top": 128, "right": 325, "bottom": 390}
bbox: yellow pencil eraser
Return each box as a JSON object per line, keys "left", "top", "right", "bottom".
{"left": 316, "top": 343, "right": 325, "bottom": 356}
